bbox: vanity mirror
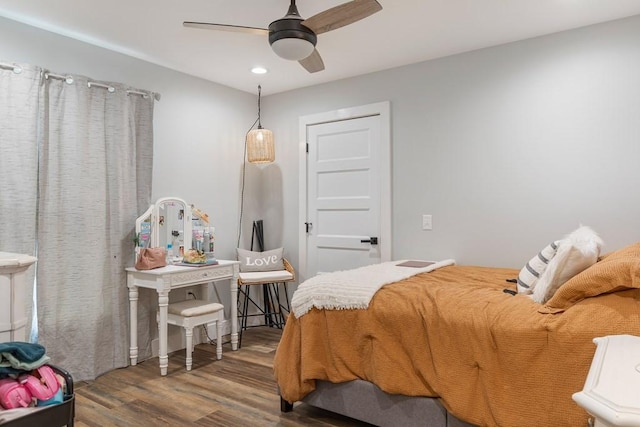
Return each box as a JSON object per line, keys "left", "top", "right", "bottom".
{"left": 155, "top": 198, "right": 192, "bottom": 254}
{"left": 134, "top": 197, "right": 215, "bottom": 265}
{"left": 134, "top": 197, "right": 193, "bottom": 261}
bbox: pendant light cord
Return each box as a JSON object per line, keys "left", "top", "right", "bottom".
{"left": 257, "top": 84, "right": 263, "bottom": 129}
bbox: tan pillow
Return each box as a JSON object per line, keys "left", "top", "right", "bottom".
{"left": 539, "top": 242, "right": 640, "bottom": 313}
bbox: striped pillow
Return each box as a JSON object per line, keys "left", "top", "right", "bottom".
{"left": 531, "top": 226, "right": 603, "bottom": 304}
{"left": 517, "top": 241, "right": 561, "bottom": 294}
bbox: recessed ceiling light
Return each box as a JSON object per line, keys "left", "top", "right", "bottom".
{"left": 251, "top": 66, "right": 268, "bottom": 75}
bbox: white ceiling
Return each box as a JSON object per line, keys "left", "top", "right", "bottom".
{"left": 2, "top": 1, "right": 640, "bottom": 95}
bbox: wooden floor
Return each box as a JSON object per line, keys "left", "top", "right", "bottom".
{"left": 74, "top": 327, "right": 372, "bottom": 426}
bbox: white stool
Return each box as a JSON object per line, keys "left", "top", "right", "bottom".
{"left": 162, "top": 299, "right": 224, "bottom": 371}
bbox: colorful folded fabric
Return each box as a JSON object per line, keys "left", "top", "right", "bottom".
{"left": 0, "top": 342, "right": 50, "bottom": 375}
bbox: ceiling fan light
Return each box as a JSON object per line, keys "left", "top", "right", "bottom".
{"left": 271, "top": 38, "right": 315, "bottom": 61}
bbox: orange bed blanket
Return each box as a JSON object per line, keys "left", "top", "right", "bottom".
{"left": 274, "top": 263, "right": 640, "bottom": 427}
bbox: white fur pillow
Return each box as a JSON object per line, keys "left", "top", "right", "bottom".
{"left": 517, "top": 241, "right": 561, "bottom": 295}
{"left": 531, "top": 226, "right": 603, "bottom": 304}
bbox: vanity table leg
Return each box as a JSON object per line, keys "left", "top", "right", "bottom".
{"left": 230, "top": 269, "right": 239, "bottom": 351}
{"left": 128, "top": 285, "right": 139, "bottom": 366}
{"left": 158, "top": 290, "right": 170, "bottom": 376}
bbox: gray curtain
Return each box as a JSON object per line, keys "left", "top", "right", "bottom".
{"left": 0, "top": 62, "right": 154, "bottom": 381}
{"left": 0, "top": 63, "right": 41, "bottom": 336}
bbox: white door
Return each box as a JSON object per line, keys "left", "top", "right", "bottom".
{"left": 299, "top": 102, "right": 391, "bottom": 280}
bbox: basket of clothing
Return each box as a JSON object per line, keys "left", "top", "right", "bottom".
{"left": 0, "top": 342, "right": 74, "bottom": 427}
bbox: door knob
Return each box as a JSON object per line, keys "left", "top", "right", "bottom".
{"left": 360, "top": 237, "right": 378, "bottom": 245}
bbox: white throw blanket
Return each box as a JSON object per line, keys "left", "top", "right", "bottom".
{"left": 291, "top": 259, "right": 455, "bottom": 318}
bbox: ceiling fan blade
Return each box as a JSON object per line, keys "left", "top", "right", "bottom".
{"left": 183, "top": 21, "right": 269, "bottom": 36}
{"left": 299, "top": 49, "right": 325, "bottom": 73}
{"left": 301, "top": 0, "right": 382, "bottom": 35}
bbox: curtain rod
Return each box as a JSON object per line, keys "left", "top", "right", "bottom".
{"left": 0, "top": 62, "right": 23, "bottom": 74}
{"left": 2, "top": 62, "right": 161, "bottom": 101}
{"left": 40, "top": 71, "right": 160, "bottom": 101}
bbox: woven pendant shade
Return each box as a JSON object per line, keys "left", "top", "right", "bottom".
{"left": 247, "top": 128, "right": 275, "bottom": 164}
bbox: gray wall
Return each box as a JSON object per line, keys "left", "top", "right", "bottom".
{"left": 3, "top": 13, "right": 640, "bottom": 277}
{"left": 264, "top": 14, "right": 640, "bottom": 272}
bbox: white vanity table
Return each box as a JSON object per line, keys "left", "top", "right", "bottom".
{"left": 126, "top": 260, "right": 239, "bottom": 376}
{"left": 128, "top": 197, "right": 239, "bottom": 376}
{"left": 0, "top": 252, "right": 37, "bottom": 342}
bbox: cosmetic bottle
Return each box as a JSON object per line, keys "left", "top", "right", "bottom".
{"left": 166, "top": 244, "right": 173, "bottom": 265}
{"left": 203, "top": 232, "right": 210, "bottom": 255}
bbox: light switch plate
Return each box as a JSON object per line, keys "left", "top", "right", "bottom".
{"left": 422, "top": 214, "right": 432, "bottom": 230}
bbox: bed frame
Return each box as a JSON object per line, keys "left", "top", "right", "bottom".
{"left": 281, "top": 379, "right": 477, "bottom": 427}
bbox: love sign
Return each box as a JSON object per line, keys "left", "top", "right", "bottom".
{"left": 245, "top": 255, "right": 279, "bottom": 267}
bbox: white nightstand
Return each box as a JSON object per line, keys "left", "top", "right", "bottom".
{"left": 573, "top": 335, "right": 640, "bottom": 427}
{"left": 0, "top": 252, "right": 37, "bottom": 342}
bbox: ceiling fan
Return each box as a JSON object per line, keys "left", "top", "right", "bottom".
{"left": 183, "top": 0, "right": 383, "bottom": 73}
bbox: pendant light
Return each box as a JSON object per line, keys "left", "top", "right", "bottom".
{"left": 247, "top": 85, "right": 275, "bottom": 164}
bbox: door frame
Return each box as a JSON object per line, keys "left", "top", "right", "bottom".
{"left": 298, "top": 101, "right": 391, "bottom": 281}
